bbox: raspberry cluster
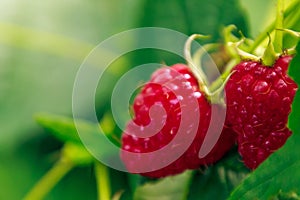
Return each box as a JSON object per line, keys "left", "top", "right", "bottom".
{"left": 121, "top": 56, "right": 297, "bottom": 178}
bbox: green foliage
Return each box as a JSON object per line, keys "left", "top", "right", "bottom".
{"left": 35, "top": 113, "right": 121, "bottom": 163}
{"left": 132, "top": 0, "right": 248, "bottom": 67}
{"left": 133, "top": 171, "right": 193, "bottom": 200}
{"left": 139, "top": 0, "right": 248, "bottom": 40}
{"left": 271, "top": 190, "right": 300, "bottom": 200}
{"left": 35, "top": 113, "right": 82, "bottom": 144}
{"left": 0, "top": 137, "right": 98, "bottom": 200}
{"left": 187, "top": 152, "right": 249, "bottom": 200}
{"left": 289, "top": 43, "right": 300, "bottom": 130}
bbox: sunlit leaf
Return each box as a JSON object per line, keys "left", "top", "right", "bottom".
{"left": 35, "top": 113, "right": 84, "bottom": 145}
{"left": 134, "top": 171, "right": 193, "bottom": 200}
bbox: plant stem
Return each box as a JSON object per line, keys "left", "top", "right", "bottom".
{"left": 248, "top": 0, "right": 300, "bottom": 53}
{"left": 23, "top": 158, "right": 74, "bottom": 200}
{"left": 274, "top": 0, "right": 284, "bottom": 52}
{"left": 285, "top": 2, "right": 300, "bottom": 29}
{"left": 95, "top": 162, "right": 111, "bottom": 200}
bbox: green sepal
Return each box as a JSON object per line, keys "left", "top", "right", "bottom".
{"left": 262, "top": 34, "right": 278, "bottom": 67}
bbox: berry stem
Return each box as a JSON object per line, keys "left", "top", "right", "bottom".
{"left": 277, "top": 29, "right": 300, "bottom": 38}
{"left": 222, "top": 59, "right": 240, "bottom": 78}
{"left": 184, "top": 35, "right": 226, "bottom": 104}
{"left": 248, "top": 0, "right": 300, "bottom": 53}
{"left": 192, "top": 43, "right": 221, "bottom": 70}
{"left": 228, "top": 40, "right": 260, "bottom": 61}
{"left": 209, "top": 71, "right": 234, "bottom": 105}
{"left": 210, "top": 67, "right": 234, "bottom": 92}
{"left": 184, "top": 34, "right": 210, "bottom": 95}
{"left": 23, "top": 157, "right": 74, "bottom": 200}
{"left": 95, "top": 161, "right": 111, "bottom": 200}
{"left": 223, "top": 25, "right": 243, "bottom": 60}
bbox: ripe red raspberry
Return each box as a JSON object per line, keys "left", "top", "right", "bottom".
{"left": 121, "top": 64, "right": 236, "bottom": 178}
{"left": 225, "top": 55, "right": 298, "bottom": 169}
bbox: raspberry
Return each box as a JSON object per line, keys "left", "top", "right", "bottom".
{"left": 121, "top": 64, "right": 236, "bottom": 178}
{"left": 225, "top": 55, "right": 298, "bottom": 169}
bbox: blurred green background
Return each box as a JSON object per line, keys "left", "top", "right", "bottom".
{"left": 0, "top": 0, "right": 297, "bottom": 199}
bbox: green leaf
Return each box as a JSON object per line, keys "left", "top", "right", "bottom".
{"left": 35, "top": 113, "right": 84, "bottom": 145}
{"left": 289, "top": 43, "right": 300, "bottom": 129}
{"left": 188, "top": 151, "right": 249, "bottom": 200}
{"left": 140, "top": 0, "right": 248, "bottom": 40}
{"left": 229, "top": 43, "right": 300, "bottom": 200}
{"left": 36, "top": 113, "right": 120, "bottom": 147}
{"left": 128, "top": 174, "right": 143, "bottom": 194}
{"left": 133, "top": 171, "right": 193, "bottom": 200}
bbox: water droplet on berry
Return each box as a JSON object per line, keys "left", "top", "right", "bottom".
{"left": 241, "top": 74, "right": 254, "bottom": 87}
{"left": 177, "top": 95, "right": 183, "bottom": 101}
{"left": 275, "top": 66, "right": 283, "bottom": 74}
{"left": 193, "top": 92, "right": 201, "bottom": 98}
{"left": 266, "top": 71, "right": 277, "bottom": 80}
{"left": 275, "top": 79, "right": 287, "bottom": 91}
{"left": 237, "top": 86, "right": 243, "bottom": 93}
{"left": 184, "top": 73, "right": 191, "bottom": 79}
{"left": 183, "top": 81, "right": 192, "bottom": 89}
{"left": 253, "top": 81, "right": 269, "bottom": 94}
{"left": 169, "top": 98, "right": 179, "bottom": 105}
{"left": 124, "top": 145, "right": 130, "bottom": 150}
{"left": 254, "top": 67, "right": 266, "bottom": 76}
